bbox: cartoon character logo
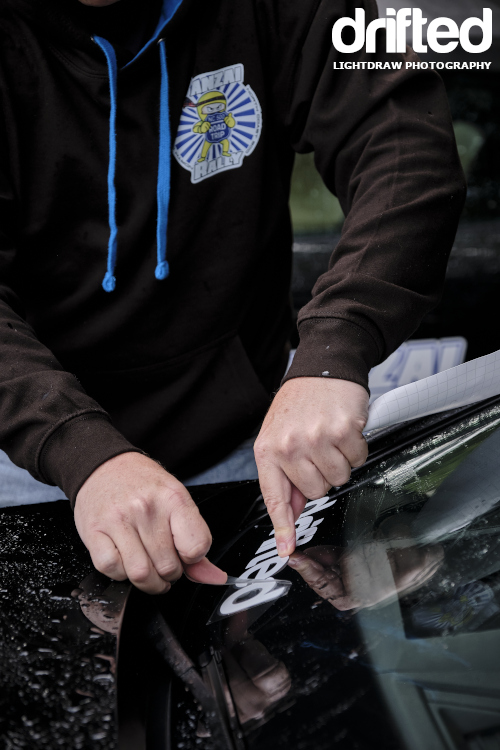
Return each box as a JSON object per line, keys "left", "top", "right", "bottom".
{"left": 174, "top": 64, "right": 262, "bottom": 184}
{"left": 193, "top": 91, "right": 236, "bottom": 162}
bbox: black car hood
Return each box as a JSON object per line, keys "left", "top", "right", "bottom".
{"left": 3, "top": 397, "right": 500, "bottom": 750}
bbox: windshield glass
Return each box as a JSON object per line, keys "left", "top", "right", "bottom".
{"left": 188, "top": 403, "right": 500, "bottom": 750}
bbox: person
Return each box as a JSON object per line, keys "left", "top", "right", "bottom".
{"left": 0, "top": 0, "right": 465, "bottom": 593}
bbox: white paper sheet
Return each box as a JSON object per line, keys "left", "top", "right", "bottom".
{"left": 365, "top": 348, "right": 500, "bottom": 433}
{"left": 368, "top": 336, "right": 466, "bottom": 402}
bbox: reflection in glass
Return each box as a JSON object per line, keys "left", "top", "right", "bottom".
{"left": 214, "top": 404, "right": 500, "bottom": 747}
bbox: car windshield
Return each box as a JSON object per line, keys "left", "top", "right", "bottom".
{"left": 190, "top": 402, "right": 500, "bottom": 750}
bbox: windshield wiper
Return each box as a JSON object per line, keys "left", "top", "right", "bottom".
{"left": 146, "top": 610, "right": 241, "bottom": 750}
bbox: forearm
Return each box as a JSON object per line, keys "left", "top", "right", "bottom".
{"left": 0, "top": 294, "right": 140, "bottom": 504}
{"left": 279, "top": 0, "right": 466, "bottom": 389}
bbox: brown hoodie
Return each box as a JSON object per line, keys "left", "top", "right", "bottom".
{"left": 0, "top": 0, "right": 465, "bottom": 503}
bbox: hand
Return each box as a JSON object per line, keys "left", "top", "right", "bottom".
{"left": 225, "top": 112, "right": 235, "bottom": 127}
{"left": 223, "top": 639, "right": 291, "bottom": 724}
{"left": 220, "top": 614, "right": 291, "bottom": 724}
{"left": 201, "top": 121, "right": 211, "bottom": 133}
{"left": 288, "top": 542, "right": 444, "bottom": 610}
{"left": 254, "top": 377, "right": 369, "bottom": 557}
{"left": 74, "top": 452, "right": 227, "bottom": 594}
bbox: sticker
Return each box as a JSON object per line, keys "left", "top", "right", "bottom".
{"left": 207, "top": 579, "right": 292, "bottom": 624}
{"left": 410, "top": 581, "right": 499, "bottom": 634}
{"left": 174, "top": 64, "right": 262, "bottom": 184}
{"left": 368, "top": 337, "right": 467, "bottom": 402}
{"left": 207, "top": 496, "right": 337, "bottom": 622}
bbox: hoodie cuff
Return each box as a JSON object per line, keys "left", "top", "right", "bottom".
{"left": 38, "top": 413, "right": 144, "bottom": 508}
{"left": 282, "top": 318, "right": 381, "bottom": 393}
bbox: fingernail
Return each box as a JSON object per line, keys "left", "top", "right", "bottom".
{"left": 277, "top": 542, "right": 289, "bottom": 557}
{"left": 287, "top": 557, "right": 298, "bottom": 567}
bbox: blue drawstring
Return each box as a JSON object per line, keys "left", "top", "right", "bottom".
{"left": 94, "top": 36, "right": 171, "bottom": 291}
{"left": 94, "top": 37, "right": 119, "bottom": 293}
{"left": 156, "top": 39, "right": 171, "bottom": 281}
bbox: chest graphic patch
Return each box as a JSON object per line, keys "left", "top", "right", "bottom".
{"left": 173, "top": 64, "right": 262, "bottom": 184}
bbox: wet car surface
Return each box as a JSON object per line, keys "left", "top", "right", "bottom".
{"left": 0, "top": 502, "right": 129, "bottom": 748}
{"left": 3, "top": 398, "right": 500, "bottom": 749}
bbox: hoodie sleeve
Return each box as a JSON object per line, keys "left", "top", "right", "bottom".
{"left": 265, "top": 0, "right": 466, "bottom": 391}
{"left": 0, "top": 147, "right": 141, "bottom": 506}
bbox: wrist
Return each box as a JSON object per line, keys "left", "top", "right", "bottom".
{"left": 283, "top": 318, "right": 380, "bottom": 394}
{"left": 39, "top": 414, "right": 144, "bottom": 508}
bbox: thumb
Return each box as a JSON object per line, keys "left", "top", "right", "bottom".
{"left": 184, "top": 557, "right": 228, "bottom": 584}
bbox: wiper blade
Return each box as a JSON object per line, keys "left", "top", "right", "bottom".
{"left": 146, "top": 611, "right": 237, "bottom": 749}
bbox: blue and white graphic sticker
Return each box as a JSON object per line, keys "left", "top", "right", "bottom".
{"left": 173, "top": 64, "right": 262, "bottom": 184}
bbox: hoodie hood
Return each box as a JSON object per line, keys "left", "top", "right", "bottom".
{"left": 7, "top": 0, "right": 101, "bottom": 54}
{"left": 61, "top": 0, "right": 165, "bottom": 66}
{"left": 11, "top": 0, "right": 185, "bottom": 291}
{"left": 8, "top": 0, "right": 182, "bottom": 59}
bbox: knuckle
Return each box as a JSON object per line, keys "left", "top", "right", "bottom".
{"left": 331, "top": 464, "right": 351, "bottom": 487}
{"left": 280, "top": 432, "right": 300, "bottom": 458}
{"left": 359, "top": 440, "right": 369, "bottom": 462}
{"left": 94, "top": 553, "right": 122, "bottom": 578}
{"left": 254, "top": 438, "right": 271, "bottom": 463}
{"left": 130, "top": 494, "right": 155, "bottom": 519}
{"left": 156, "top": 581, "right": 172, "bottom": 595}
{"left": 305, "top": 482, "right": 331, "bottom": 501}
{"left": 330, "top": 420, "right": 351, "bottom": 446}
{"left": 167, "top": 488, "right": 193, "bottom": 512}
{"left": 255, "top": 432, "right": 301, "bottom": 464}
{"left": 128, "top": 564, "right": 152, "bottom": 585}
{"left": 110, "top": 506, "right": 129, "bottom": 529}
{"left": 353, "top": 415, "right": 368, "bottom": 433}
{"left": 182, "top": 538, "right": 212, "bottom": 563}
{"left": 307, "top": 430, "right": 323, "bottom": 451}
{"left": 156, "top": 560, "right": 182, "bottom": 581}
{"left": 351, "top": 450, "right": 368, "bottom": 469}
